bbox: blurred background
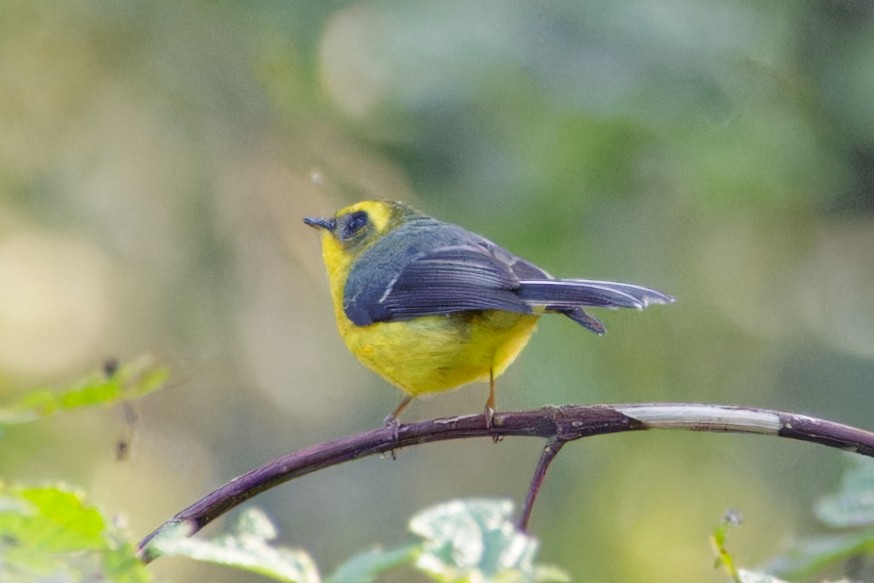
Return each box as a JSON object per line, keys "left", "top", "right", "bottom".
{"left": 2, "top": 1, "right": 874, "bottom": 581}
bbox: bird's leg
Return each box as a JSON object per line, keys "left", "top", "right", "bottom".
{"left": 384, "top": 395, "right": 413, "bottom": 444}
{"left": 385, "top": 395, "right": 413, "bottom": 424}
{"left": 485, "top": 368, "right": 496, "bottom": 431}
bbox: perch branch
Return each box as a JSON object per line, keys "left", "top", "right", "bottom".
{"left": 137, "top": 403, "right": 874, "bottom": 562}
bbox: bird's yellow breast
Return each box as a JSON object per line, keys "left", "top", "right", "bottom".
{"left": 338, "top": 309, "right": 538, "bottom": 397}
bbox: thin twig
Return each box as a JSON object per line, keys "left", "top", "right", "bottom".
{"left": 137, "top": 403, "right": 874, "bottom": 562}
{"left": 519, "top": 438, "right": 565, "bottom": 532}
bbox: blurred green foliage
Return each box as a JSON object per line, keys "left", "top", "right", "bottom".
{"left": 0, "top": 358, "right": 165, "bottom": 583}
{"left": 149, "top": 499, "right": 567, "bottom": 583}
{"left": 764, "top": 456, "right": 874, "bottom": 580}
{"left": 149, "top": 508, "right": 322, "bottom": 583}
{"left": 2, "top": 1, "right": 874, "bottom": 581}
{"left": 0, "top": 483, "right": 150, "bottom": 583}
{"left": 0, "top": 356, "right": 166, "bottom": 425}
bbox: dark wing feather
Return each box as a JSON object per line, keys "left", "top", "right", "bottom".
{"left": 378, "top": 246, "right": 535, "bottom": 318}
{"left": 344, "top": 236, "right": 537, "bottom": 325}
{"left": 555, "top": 306, "right": 606, "bottom": 335}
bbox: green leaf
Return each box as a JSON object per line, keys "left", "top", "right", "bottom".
{"left": 815, "top": 455, "right": 874, "bottom": 528}
{"left": 762, "top": 531, "right": 874, "bottom": 581}
{"left": 409, "top": 498, "right": 569, "bottom": 583}
{"left": 759, "top": 456, "right": 874, "bottom": 580}
{"left": 0, "top": 483, "right": 150, "bottom": 582}
{"left": 324, "top": 543, "right": 420, "bottom": 583}
{"left": 148, "top": 507, "right": 321, "bottom": 583}
{"left": 0, "top": 485, "right": 106, "bottom": 560}
{"left": 0, "top": 356, "right": 168, "bottom": 426}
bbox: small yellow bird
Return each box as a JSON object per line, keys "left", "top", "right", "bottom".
{"left": 305, "top": 200, "right": 672, "bottom": 425}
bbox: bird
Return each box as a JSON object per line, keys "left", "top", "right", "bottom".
{"left": 305, "top": 200, "right": 673, "bottom": 426}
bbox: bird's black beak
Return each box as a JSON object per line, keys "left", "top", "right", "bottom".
{"left": 304, "top": 216, "right": 335, "bottom": 231}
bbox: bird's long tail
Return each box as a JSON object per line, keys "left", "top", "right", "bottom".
{"left": 518, "top": 279, "right": 674, "bottom": 335}
{"left": 519, "top": 279, "right": 674, "bottom": 309}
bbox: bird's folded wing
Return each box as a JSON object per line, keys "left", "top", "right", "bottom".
{"left": 343, "top": 244, "right": 532, "bottom": 325}
{"left": 343, "top": 242, "right": 673, "bottom": 326}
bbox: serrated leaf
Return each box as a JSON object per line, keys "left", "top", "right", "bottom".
{"left": 0, "top": 483, "right": 150, "bottom": 582}
{"left": 237, "top": 503, "right": 280, "bottom": 539}
{"left": 324, "top": 543, "right": 420, "bottom": 583}
{"left": 0, "top": 485, "right": 107, "bottom": 555}
{"left": 0, "top": 356, "right": 168, "bottom": 425}
{"left": 148, "top": 508, "right": 320, "bottom": 583}
{"left": 409, "top": 498, "right": 569, "bottom": 583}
{"left": 815, "top": 456, "right": 874, "bottom": 528}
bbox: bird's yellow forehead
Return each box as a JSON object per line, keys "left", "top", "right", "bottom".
{"left": 335, "top": 200, "right": 395, "bottom": 234}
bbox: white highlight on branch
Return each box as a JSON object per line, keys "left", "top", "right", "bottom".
{"left": 615, "top": 404, "right": 783, "bottom": 434}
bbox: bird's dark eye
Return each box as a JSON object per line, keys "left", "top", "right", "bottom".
{"left": 341, "top": 210, "right": 369, "bottom": 240}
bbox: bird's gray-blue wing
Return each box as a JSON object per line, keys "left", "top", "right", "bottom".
{"left": 343, "top": 243, "right": 536, "bottom": 326}
{"left": 341, "top": 223, "right": 673, "bottom": 331}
